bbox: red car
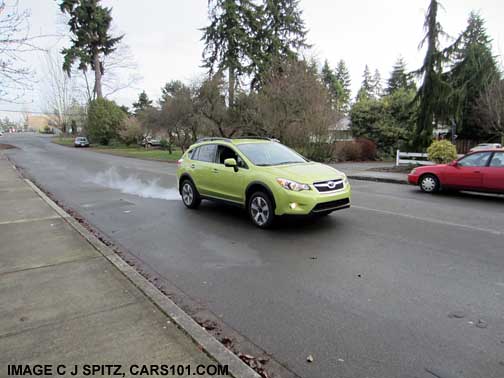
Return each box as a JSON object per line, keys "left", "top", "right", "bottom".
{"left": 408, "top": 148, "right": 504, "bottom": 194}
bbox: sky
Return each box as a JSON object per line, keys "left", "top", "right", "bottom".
{"left": 1, "top": 0, "right": 503, "bottom": 122}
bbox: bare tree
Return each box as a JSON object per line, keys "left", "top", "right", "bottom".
{"left": 41, "top": 50, "right": 83, "bottom": 133}
{"left": 475, "top": 78, "right": 504, "bottom": 142}
{"left": 0, "top": 0, "right": 34, "bottom": 102}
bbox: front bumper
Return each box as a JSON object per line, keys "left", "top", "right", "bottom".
{"left": 407, "top": 174, "right": 420, "bottom": 185}
{"left": 274, "top": 183, "right": 352, "bottom": 216}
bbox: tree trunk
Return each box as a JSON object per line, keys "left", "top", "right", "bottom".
{"left": 93, "top": 52, "right": 103, "bottom": 99}
{"left": 228, "top": 66, "right": 235, "bottom": 108}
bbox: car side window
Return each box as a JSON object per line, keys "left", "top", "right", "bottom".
{"left": 458, "top": 152, "right": 492, "bottom": 167}
{"left": 489, "top": 152, "right": 504, "bottom": 168}
{"left": 195, "top": 144, "right": 217, "bottom": 163}
{"left": 189, "top": 148, "right": 199, "bottom": 160}
{"left": 216, "top": 145, "right": 247, "bottom": 168}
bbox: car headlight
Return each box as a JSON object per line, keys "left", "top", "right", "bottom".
{"left": 343, "top": 175, "right": 349, "bottom": 185}
{"left": 411, "top": 168, "right": 417, "bottom": 174}
{"left": 276, "top": 178, "right": 311, "bottom": 191}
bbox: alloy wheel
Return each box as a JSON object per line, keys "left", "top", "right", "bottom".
{"left": 250, "top": 195, "right": 270, "bottom": 226}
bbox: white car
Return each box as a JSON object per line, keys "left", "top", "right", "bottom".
{"left": 469, "top": 143, "right": 502, "bottom": 152}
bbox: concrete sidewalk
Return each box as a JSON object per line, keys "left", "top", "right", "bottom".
{"left": 0, "top": 154, "right": 252, "bottom": 377}
{"left": 331, "top": 161, "right": 409, "bottom": 184}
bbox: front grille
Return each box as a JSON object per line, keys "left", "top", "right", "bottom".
{"left": 312, "top": 198, "right": 350, "bottom": 212}
{"left": 313, "top": 179, "right": 344, "bottom": 193}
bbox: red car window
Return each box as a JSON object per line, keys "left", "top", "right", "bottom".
{"left": 458, "top": 152, "right": 492, "bottom": 167}
{"left": 489, "top": 152, "right": 504, "bottom": 168}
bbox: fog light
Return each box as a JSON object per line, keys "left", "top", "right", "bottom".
{"left": 290, "top": 202, "right": 298, "bottom": 209}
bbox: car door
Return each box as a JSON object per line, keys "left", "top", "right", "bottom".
{"left": 443, "top": 152, "right": 492, "bottom": 189}
{"left": 483, "top": 152, "right": 504, "bottom": 192}
{"left": 189, "top": 144, "right": 217, "bottom": 195}
{"left": 209, "top": 145, "right": 248, "bottom": 203}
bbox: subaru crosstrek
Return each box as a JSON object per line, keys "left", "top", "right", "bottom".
{"left": 176, "top": 138, "right": 351, "bottom": 228}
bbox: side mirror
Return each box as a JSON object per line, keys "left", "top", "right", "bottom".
{"left": 224, "top": 158, "right": 238, "bottom": 172}
{"left": 449, "top": 160, "right": 458, "bottom": 167}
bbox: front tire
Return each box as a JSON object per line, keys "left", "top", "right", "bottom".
{"left": 248, "top": 192, "right": 274, "bottom": 228}
{"left": 419, "top": 174, "right": 440, "bottom": 193}
{"left": 181, "top": 180, "right": 201, "bottom": 209}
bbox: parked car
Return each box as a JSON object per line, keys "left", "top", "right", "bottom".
{"left": 0, "top": 130, "right": 3, "bottom": 136}
{"left": 408, "top": 148, "right": 504, "bottom": 194}
{"left": 74, "top": 137, "right": 90, "bottom": 147}
{"left": 140, "top": 137, "right": 161, "bottom": 148}
{"left": 176, "top": 137, "right": 351, "bottom": 228}
{"left": 469, "top": 143, "right": 502, "bottom": 152}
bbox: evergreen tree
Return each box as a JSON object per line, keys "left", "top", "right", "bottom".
{"left": 160, "top": 80, "right": 184, "bottom": 105}
{"left": 321, "top": 60, "right": 344, "bottom": 111}
{"left": 335, "top": 60, "right": 351, "bottom": 113}
{"left": 448, "top": 12, "right": 499, "bottom": 139}
{"left": 372, "top": 69, "right": 383, "bottom": 98}
{"left": 59, "top": 0, "right": 123, "bottom": 99}
{"left": 386, "top": 57, "right": 415, "bottom": 94}
{"left": 413, "top": 0, "right": 452, "bottom": 148}
{"left": 201, "top": 0, "right": 260, "bottom": 106}
{"left": 132, "top": 91, "right": 153, "bottom": 115}
{"left": 253, "top": 0, "right": 308, "bottom": 88}
{"left": 356, "top": 65, "right": 373, "bottom": 101}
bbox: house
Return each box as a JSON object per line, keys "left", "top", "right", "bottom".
{"left": 25, "top": 114, "right": 59, "bottom": 133}
{"left": 328, "top": 116, "right": 353, "bottom": 141}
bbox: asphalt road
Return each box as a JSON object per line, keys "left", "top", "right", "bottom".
{"left": 3, "top": 134, "right": 504, "bottom": 378}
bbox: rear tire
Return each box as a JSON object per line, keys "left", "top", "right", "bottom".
{"left": 248, "top": 192, "right": 274, "bottom": 228}
{"left": 181, "top": 180, "right": 201, "bottom": 209}
{"left": 419, "top": 174, "right": 440, "bottom": 193}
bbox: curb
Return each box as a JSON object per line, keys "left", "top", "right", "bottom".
{"left": 347, "top": 175, "right": 408, "bottom": 185}
{"left": 23, "top": 178, "right": 261, "bottom": 378}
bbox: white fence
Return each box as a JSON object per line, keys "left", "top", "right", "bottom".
{"left": 395, "top": 150, "right": 463, "bottom": 166}
{"left": 396, "top": 150, "right": 434, "bottom": 166}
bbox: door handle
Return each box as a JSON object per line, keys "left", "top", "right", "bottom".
{"left": 473, "top": 171, "right": 481, "bottom": 173}
{"left": 190, "top": 164, "right": 195, "bottom": 169}
{"left": 212, "top": 168, "right": 219, "bottom": 174}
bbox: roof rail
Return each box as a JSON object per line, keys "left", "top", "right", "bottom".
{"left": 195, "top": 136, "right": 281, "bottom": 143}
{"left": 196, "top": 137, "right": 232, "bottom": 143}
{"left": 236, "top": 136, "right": 280, "bottom": 142}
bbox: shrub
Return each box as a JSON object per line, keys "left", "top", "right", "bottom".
{"left": 355, "top": 138, "right": 377, "bottom": 160}
{"left": 427, "top": 140, "right": 458, "bottom": 164}
{"left": 87, "top": 98, "right": 126, "bottom": 145}
{"left": 333, "top": 141, "right": 363, "bottom": 161}
{"left": 301, "top": 143, "right": 334, "bottom": 162}
{"left": 119, "top": 117, "right": 143, "bottom": 146}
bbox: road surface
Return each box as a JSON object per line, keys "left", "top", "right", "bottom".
{"left": 3, "top": 134, "right": 504, "bottom": 378}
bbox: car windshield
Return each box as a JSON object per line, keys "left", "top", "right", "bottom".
{"left": 236, "top": 142, "right": 307, "bottom": 166}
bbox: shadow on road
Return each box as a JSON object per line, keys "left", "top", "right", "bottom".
{"left": 193, "top": 200, "right": 345, "bottom": 234}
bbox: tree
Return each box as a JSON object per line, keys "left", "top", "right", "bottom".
{"left": 335, "top": 60, "right": 351, "bottom": 113}
{"left": 160, "top": 80, "right": 184, "bottom": 105}
{"left": 86, "top": 98, "right": 126, "bottom": 144}
{"left": 41, "top": 50, "right": 81, "bottom": 133}
{"left": 386, "top": 57, "right": 415, "bottom": 94}
{"left": 201, "top": 0, "right": 260, "bottom": 106}
{"left": 448, "top": 12, "right": 499, "bottom": 139}
{"left": 132, "top": 91, "right": 153, "bottom": 115}
{"left": 256, "top": 59, "right": 337, "bottom": 150}
{"left": 60, "top": 0, "right": 123, "bottom": 99}
{"left": 351, "top": 88, "right": 417, "bottom": 154}
{"left": 0, "top": 1, "right": 35, "bottom": 102}
{"left": 356, "top": 65, "right": 373, "bottom": 101}
{"left": 372, "top": 69, "right": 383, "bottom": 98}
{"left": 413, "top": 0, "right": 452, "bottom": 148}
{"left": 321, "top": 60, "right": 344, "bottom": 111}
{"left": 253, "top": 0, "right": 308, "bottom": 87}
{"left": 475, "top": 77, "right": 504, "bottom": 143}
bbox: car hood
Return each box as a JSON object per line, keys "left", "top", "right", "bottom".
{"left": 263, "top": 162, "right": 345, "bottom": 183}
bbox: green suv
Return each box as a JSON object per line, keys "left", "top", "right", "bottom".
{"left": 176, "top": 138, "right": 351, "bottom": 228}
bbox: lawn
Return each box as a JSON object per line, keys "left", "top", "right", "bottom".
{"left": 53, "top": 137, "right": 182, "bottom": 162}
